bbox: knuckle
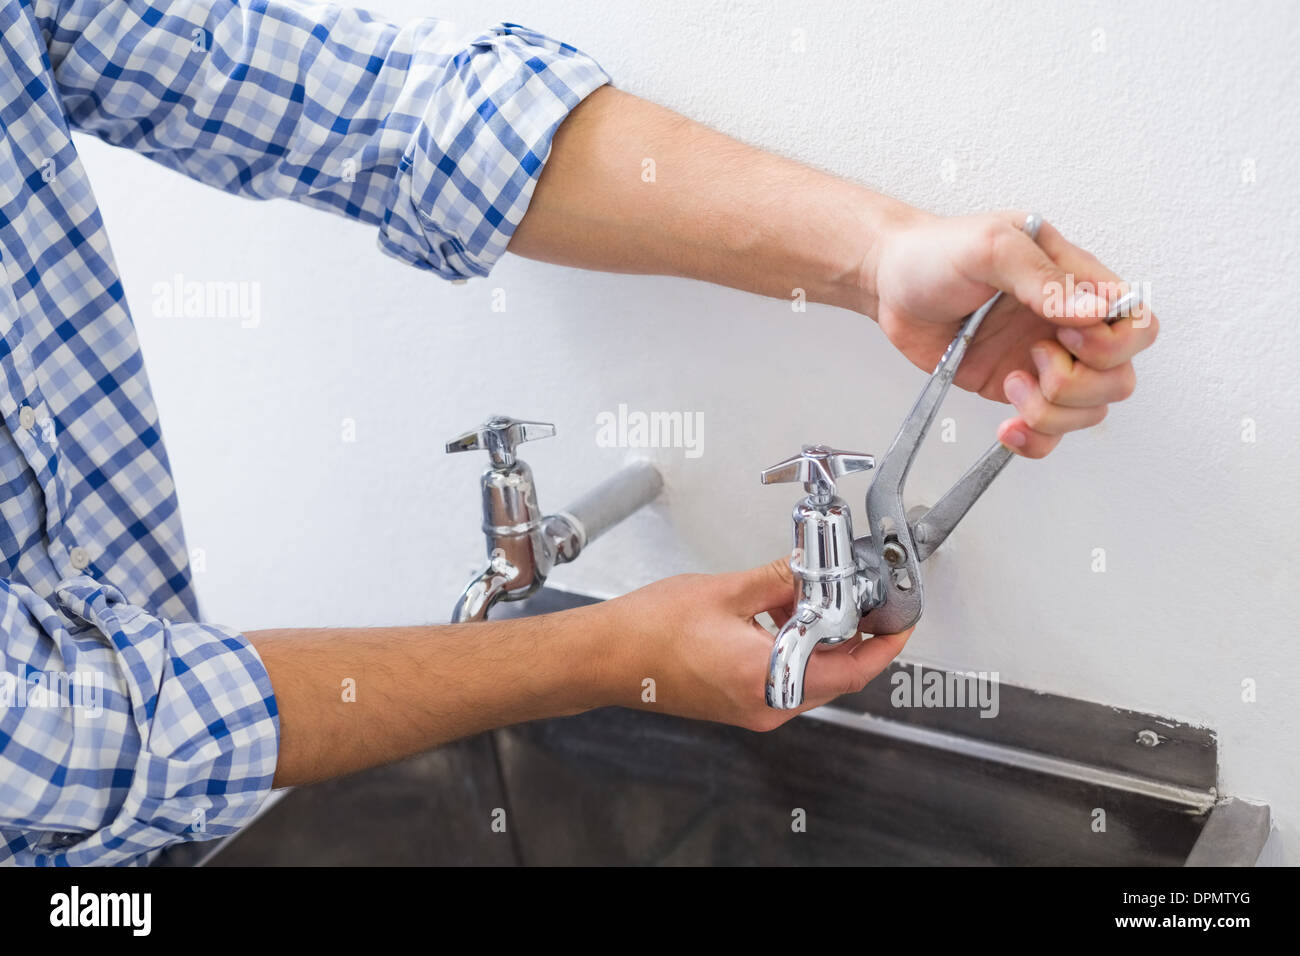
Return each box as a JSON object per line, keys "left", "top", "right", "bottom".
{"left": 1116, "top": 366, "right": 1137, "bottom": 401}
{"left": 1100, "top": 350, "right": 1128, "bottom": 371}
{"left": 767, "top": 557, "right": 794, "bottom": 587}
{"left": 1020, "top": 400, "right": 1049, "bottom": 431}
{"left": 1036, "top": 259, "right": 1061, "bottom": 291}
{"left": 1018, "top": 438, "right": 1054, "bottom": 460}
{"left": 1038, "top": 369, "right": 1065, "bottom": 404}
{"left": 998, "top": 208, "right": 1031, "bottom": 234}
{"left": 978, "top": 218, "right": 1013, "bottom": 269}
{"left": 1090, "top": 337, "right": 1125, "bottom": 369}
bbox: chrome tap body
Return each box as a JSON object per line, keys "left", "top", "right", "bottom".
{"left": 447, "top": 415, "right": 661, "bottom": 623}
{"left": 761, "top": 446, "right": 879, "bottom": 709}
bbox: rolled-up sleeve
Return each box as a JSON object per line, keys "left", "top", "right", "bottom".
{"left": 0, "top": 578, "right": 279, "bottom": 866}
{"left": 37, "top": 0, "right": 612, "bottom": 278}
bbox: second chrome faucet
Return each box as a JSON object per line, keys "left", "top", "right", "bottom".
{"left": 446, "top": 415, "right": 662, "bottom": 623}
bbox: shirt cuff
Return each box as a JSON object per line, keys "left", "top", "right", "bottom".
{"left": 49, "top": 579, "right": 279, "bottom": 865}
{"left": 381, "top": 22, "right": 611, "bottom": 279}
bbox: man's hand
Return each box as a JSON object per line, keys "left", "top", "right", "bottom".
{"left": 870, "top": 211, "right": 1159, "bottom": 459}
{"left": 595, "top": 558, "right": 913, "bottom": 733}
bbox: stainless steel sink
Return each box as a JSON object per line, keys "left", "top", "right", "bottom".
{"left": 165, "top": 589, "right": 1270, "bottom": 867}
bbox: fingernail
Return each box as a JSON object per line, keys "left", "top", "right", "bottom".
{"left": 1030, "top": 346, "right": 1051, "bottom": 375}
{"left": 1002, "top": 427, "right": 1027, "bottom": 448}
{"left": 1058, "top": 328, "right": 1084, "bottom": 351}
{"left": 1005, "top": 375, "right": 1029, "bottom": 404}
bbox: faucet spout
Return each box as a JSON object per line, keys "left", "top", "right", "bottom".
{"left": 451, "top": 554, "right": 532, "bottom": 624}
{"left": 767, "top": 608, "right": 823, "bottom": 710}
{"left": 766, "top": 579, "right": 862, "bottom": 709}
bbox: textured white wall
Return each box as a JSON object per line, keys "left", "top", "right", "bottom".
{"left": 78, "top": 0, "right": 1299, "bottom": 860}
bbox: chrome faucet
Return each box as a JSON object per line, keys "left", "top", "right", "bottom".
{"left": 761, "top": 445, "right": 878, "bottom": 710}
{"left": 761, "top": 213, "right": 1146, "bottom": 709}
{"left": 446, "top": 414, "right": 662, "bottom": 623}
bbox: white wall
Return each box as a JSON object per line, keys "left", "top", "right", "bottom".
{"left": 78, "top": 0, "right": 1299, "bottom": 860}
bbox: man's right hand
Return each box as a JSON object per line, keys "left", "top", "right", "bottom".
{"left": 870, "top": 211, "right": 1158, "bottom": 459}
{"left": 592, "top": 558, "right": 914, "bottom": 732}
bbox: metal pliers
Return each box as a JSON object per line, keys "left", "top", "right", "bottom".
{"left": 761, "top": 213, "right": 1143, "bottom": 707}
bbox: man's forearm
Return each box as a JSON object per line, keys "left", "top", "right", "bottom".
{"left": 508, "top": 85, "right": 919, "bottom": 319}
{"left": 247, "top": 601, "right": 617, "bottom": 787}
{"left": 246, "top": 555, "right": 914, "bottom": 788}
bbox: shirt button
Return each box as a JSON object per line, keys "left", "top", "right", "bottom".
{"left": 69, "top": 546, "right": 91, "bottom": 570}
{"left": 18, "top": 405, "right": 36, "bottom": 429}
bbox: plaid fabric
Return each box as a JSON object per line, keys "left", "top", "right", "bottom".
{"left": 0, "top": 0, "right": 609, "bottom": 865}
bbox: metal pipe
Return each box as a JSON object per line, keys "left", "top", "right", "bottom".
{"left": 550, "top": 460, "right": 662, "bottom": 558}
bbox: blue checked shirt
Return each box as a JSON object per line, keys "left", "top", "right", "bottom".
{"left": 0, "top": 0, "right": 609, "bottom": 865}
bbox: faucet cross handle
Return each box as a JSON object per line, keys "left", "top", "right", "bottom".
{"left": 760, "top": 444, "right": 874, "bottom": 505}
{"left": 445, "top": 415, "right": 556, "bottom": 469}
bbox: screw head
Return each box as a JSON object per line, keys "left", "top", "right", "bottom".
{"left": 882, "top": 541, "right": 907, "bottom": 567}
{"left": 1136, "top": 729, "right": 1161, "bottom": 748}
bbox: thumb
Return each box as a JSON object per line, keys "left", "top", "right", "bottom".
{"left": 979, "top": 215, "right": 1106, "bottom": 328}
{"left": 724, "top": 555, "right": 795, "bottom": 616}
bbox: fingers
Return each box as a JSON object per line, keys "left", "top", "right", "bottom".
{"left": 1003, "top": 369, "right": 1110, "bottom": 436}
{"left": 764, "top": 603, "right": 795, "bottom": 631}
{"left": 1027, "top": 340, "right": 1137, "bottom": 407}
{"left": 846, "top": 626, "right": 912, "bottom": 677}
{"left": 978, "top": 215, "right": 1157, "bottom": 458}
{"left": 1000, "top": 305, "right": 1155, "bottom": 459}
{"left": 996, "top": 417, "right": 1061, "bottom": 459}
{"left": 1056, "top": 307, "right": 1159, "bottom": 370}
{"left": 801, "top": 627, "right": 914, "bottom": 705}
{"left": 999, "top": 350, "right": 1110, "bottom": 460}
